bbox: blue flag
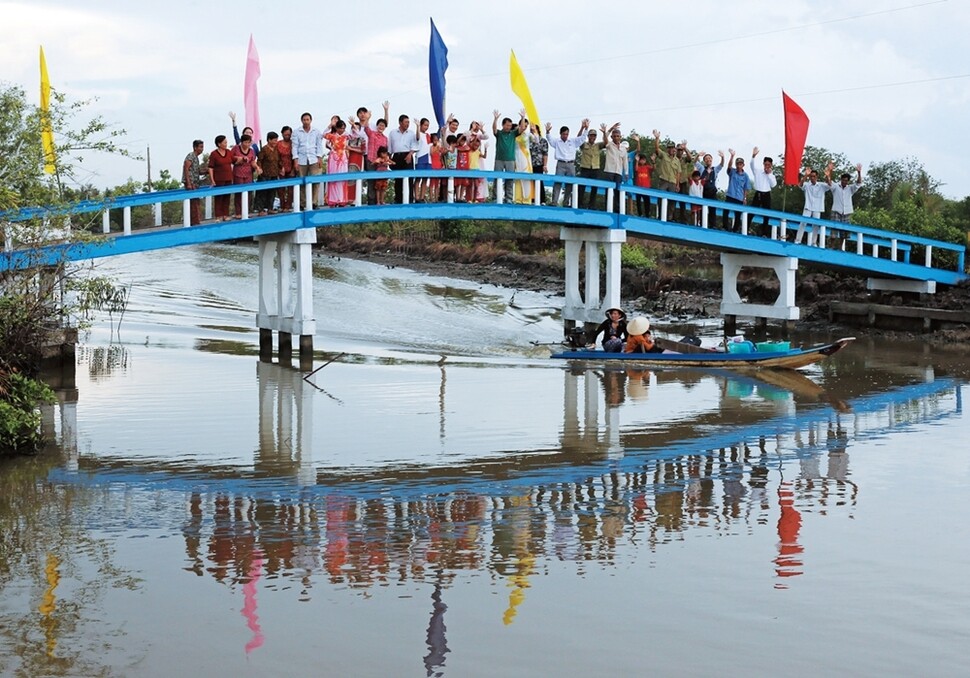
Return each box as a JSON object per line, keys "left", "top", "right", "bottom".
{"left": 429, "top": 18, "right": 448, "bottom": 130}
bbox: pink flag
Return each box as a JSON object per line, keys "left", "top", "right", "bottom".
{"left": 244, "top": 35, "right": 261, "bottom": 144}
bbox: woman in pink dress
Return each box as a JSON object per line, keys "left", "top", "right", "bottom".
{"left": 324, "top": 118, "right": 350, "bottom": 207}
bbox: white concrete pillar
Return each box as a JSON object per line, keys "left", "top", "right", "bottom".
{"left": 154, "top": 202, "right": 163, "bottom": 226}
{"left": 257, "top": 239, "right": 278, "bottom": 320}
{"left": 123, "top": 206, "right": 131, "bottom": 235}
{"left": 277, "top": 240, "right": 292, "bottom": 320}
{"left": 603, "top": 240, "right": 623, "bottom": 313}
{"left": 559, "top": 226, "right": 627, "bottom": 326}
{"left": 293, "top": 242, "right": 313, "bottom": 325}
{"left": 102, "top": 210, "right": 110, "bottom": 234}
{"left": 584, "top": 241, "right": 600, "bottom": 317}
{"left": 563, "top": 239, "right": 582, "bottom": 312}
{"left": 719, "top": 252, "right": 799, "bottom": 321}
{"left": 183, "top": 199, "right": 191, "bottom": 227}
{"left": 205, "top": 195, "right": 213, "bottom": 220}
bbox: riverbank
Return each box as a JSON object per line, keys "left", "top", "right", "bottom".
{"left": 315, "top": 229, "right": 970, "bottom": 343}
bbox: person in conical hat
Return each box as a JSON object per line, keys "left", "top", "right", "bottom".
{"left": 624, "top": 316, "right": 663, "bottom": 353}
{"left": 589, "top": 308, "right": 627, "bottom": 352}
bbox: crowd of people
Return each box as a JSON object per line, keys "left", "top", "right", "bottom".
{"left": 181, "top": 107, "right": 865, "bottom": 245}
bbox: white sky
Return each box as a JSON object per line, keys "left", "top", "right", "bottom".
{"left": 7, "top": 0, "right": 970, "bottom": 198}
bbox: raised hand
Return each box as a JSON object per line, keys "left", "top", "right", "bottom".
{"left": 545, "top": 121, "right": 552, "bottom": 133}
{"left": 228, "top": 111, "right": 236, "bottom": 122}
{"left": 493, "top": 109, "right": 500, "bottom": 119}
{"left": 652, "top": 128, "right": 661, "bottom": 139}
{"left": 752, "top": 146, "right": 759, "bottom": 157}
{"left": 728, "top": 148, "right": 735, "bottom": 156}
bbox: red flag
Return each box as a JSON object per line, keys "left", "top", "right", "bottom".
{"left": 782, "top": 91, "right": 809, "bottom": 185}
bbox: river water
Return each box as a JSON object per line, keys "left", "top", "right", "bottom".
{"left": 2, "top": 244, "right": 969, "bottom": 677}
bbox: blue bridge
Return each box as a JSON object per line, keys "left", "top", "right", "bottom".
{"left": 3, "top": 170, "right": 966, "bottom": 364}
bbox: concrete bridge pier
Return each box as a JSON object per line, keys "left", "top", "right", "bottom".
{"left": 256, "top": 229, "right": 317, "bottom": 371}
{"left": 560, "top": 226, "right": 627, "bottom": 339}
{"left": 720, "top": 252, "right": 799, "bottom": 336}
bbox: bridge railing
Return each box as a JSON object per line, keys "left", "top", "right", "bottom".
{"left": 2, "top": 170, "right": 964, "bottom": 276}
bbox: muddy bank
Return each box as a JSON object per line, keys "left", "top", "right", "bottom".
{"left": 315, "top": 229, "right": 970, "bottom": 345}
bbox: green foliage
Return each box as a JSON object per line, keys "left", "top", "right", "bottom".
{"left": 1, "top": 82, "right": 132, "bottom": 373}
{"left": 69, "top": 276, "right": 130, "bottom": 332}
{"left": 620, "top": 243, "right": 656, "bottom": 270}
{"left": 0, "top": 370, "right": 54, "bottom": 456}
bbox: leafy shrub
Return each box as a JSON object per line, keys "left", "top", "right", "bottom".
{"left": 0, "top": 370, "right": 54, "bottom": 456}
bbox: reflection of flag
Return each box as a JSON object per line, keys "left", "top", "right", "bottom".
{"left": 509, "top": 50, "right": 540, "bottom": 130}
{"left": 244, "top": 35, "right": 262, "bottom": 143}
{"left": 428, "top": 18, "right": 449, "bottom": 130}
{"left": 39, "top": 46, "right": 56, "bottom": 174}
{"left": 782, "top": 91, "right": 810, "bottom": 185}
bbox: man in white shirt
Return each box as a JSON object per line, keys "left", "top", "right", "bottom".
{"left": 828, "top": 163, "right": 864, "bottom": 221}
{"left": 794, "top": 168, "right": 831, "bottom": 246}
{"left": 545, "top": 119, "right": 589, "bottom": 207}
{"left": 388, "top": 114, "right": 418, "bottom": 203}
{"left": 826, "top": 163, "right": 864, "bottom": 249}
{"left": 292, "top": 112, "right": 324, "bottom": 177}
{"left": 292, "top": 112, "right": 324, "bottom": 204}
{"left": 601, "top": 123, "right": 629, "bottom": 214}
{"left": 750, "top": 147, "right": 777, "bottom": 236}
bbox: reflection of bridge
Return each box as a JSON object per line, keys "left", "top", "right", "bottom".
{"left": 46, "top": 362, "right": 961, "bottom": 508}
{"left": 41, "top": 364, "right": 962, "bottom": 644}
{"left": 4, "top": 171, "right": 966, "bottom": 363}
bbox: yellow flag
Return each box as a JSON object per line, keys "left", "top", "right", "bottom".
{"left": 40, "top": 46, "right": 56, "bottom": 174}
{"left": 509, "top": 50, "right": 540, "bottom": 131}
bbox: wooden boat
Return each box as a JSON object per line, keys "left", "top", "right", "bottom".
{"left": 551, "top": 337, "right": 856, "bottom": 370}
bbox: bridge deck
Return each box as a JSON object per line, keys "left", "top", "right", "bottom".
{"left": 2, "top": 170, "right": 965, "bottom": 285}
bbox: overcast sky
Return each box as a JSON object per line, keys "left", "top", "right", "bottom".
{"left": 7, "top": 0, "right": 970, "bottom": 198}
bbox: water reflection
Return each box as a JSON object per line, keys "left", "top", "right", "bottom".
{"left": 30, "top": 363, "right": 964, "bottom": 667}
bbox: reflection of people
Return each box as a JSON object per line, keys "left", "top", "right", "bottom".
{"left": 626, "top": 369, "right": 652, "bottom": 401}
{"left": 588, "top": 308, "right": 627, "bottom": 352}
{"left": 624, "top": 316, "right": 663, "bottom": 353}
{"left": 600, "top": 369, "right": 628, "bottom": 407}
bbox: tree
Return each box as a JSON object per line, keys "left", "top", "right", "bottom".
{"left": 858, "top": 157, "right": 942, "bottom": 212}
{"left": 1, "top": 82, "right": 131, "bottom": 455}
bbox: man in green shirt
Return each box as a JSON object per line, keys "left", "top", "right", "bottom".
{"left": 652, "top": 129, "right": 681, "bottom": 196}
{"left": 492, "top": 109, "right": 521, "bottom": 203}
{"left": 577, "top": 129, "right": 605, "bottom": 209}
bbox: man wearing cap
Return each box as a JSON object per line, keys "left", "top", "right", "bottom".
{"left": 652, "top": 129, "right": 682, "bottom": 214}
{"left": 676, "top": 142, "right": 696, "bottom": 222}
{"left": 750, "top": 147, "right": 777, "bottom": 236}
{"left": 723, "top": 149, "right": 751, "bottom": 232}
{"left": 577, "top": 127, "right": 606, "bottom": 209}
